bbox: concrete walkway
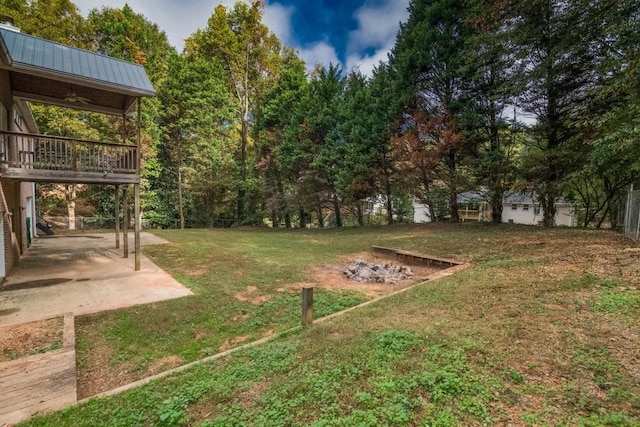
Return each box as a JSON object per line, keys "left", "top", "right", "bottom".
{"left": 0, "top": 232, "right": 192, "bottom": 425}
{"left": 0, "top": 314, "right": 76, "bottom": 425}
{"left": 0, "top": 232, "right": 193, "bottom": 326}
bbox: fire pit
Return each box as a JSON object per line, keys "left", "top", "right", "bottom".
{"left": 343, "top": 259, "right": 413, "bottom": 284}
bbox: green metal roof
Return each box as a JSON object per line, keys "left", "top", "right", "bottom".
{"left": 0, "top": 27, "right": 155, "bottom": 96}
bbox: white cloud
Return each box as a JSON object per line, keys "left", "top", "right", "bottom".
{"left": 73, "top": 0, "right": 215, "bottom": 52}
{"left": 343, "top": 0, "right": 410, "bottom": 76}
{"left": 347, "top": 0, "right": 410, "bottom": 54}
{"left": 70, "top": 0, "right": 407, "bottom": 76}
{"left": 345, "top": 42, "right": 392, "bottom": 76}
{"left": 296, "top": 42, "right": 340, "bottom": 73}
{"left": 263, "top": 3, "right": 294, "bottom": 44}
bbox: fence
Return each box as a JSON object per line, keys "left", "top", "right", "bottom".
{"left": 44, "top": 216, "right": 117, "bottom": 230}
{"left": 624, "top": 186, "right": 640, "bottom": 241}
{"left": 41, "top": 216, "right": 241, "bottom": 231}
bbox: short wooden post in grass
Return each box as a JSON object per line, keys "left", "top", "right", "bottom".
{"left": 301, "top": 286, "right": 314, "bottom": 326}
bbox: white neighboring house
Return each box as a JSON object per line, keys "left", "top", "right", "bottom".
{"left": 413, "top": 191, "right": 489, "bottom": 223}
{"left": 502, "top": 192, "right": 577, "bottom": 226}
{"left": 412, "top": 199, "right": 433, "bottom": 223}
{"left": 412, "top": 191, "right": 577, "bottom": 226}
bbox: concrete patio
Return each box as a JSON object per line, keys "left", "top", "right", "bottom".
{"left": 0, "top": 232, "right": 192, "bottom": 326}
{"left": 0, "top": 232, "right": 192, "bottom": 425}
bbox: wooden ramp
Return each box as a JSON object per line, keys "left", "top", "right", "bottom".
{"left": 0, "top": 314, "right": 76, "bottom": 426}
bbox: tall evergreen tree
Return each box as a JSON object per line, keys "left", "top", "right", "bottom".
{"left": 390, "top": 0, "right": 475, "bottom": 221}
{"left": 465, "top": 0, "right": 517, "bottom": 223}
{"left": 305, "top": 64, "right": 346, "bottom": 227}
{"left": 508, "top": 0, "right": 614, "bottom": 226}
{"left": 157, "top": 54, "right": 236, "bottom": 227}
{"left": 337, "top": 71, "right": 380, "bottom": 226}
{"left": 259, "top": 49, "right": 308, "bottom": 228}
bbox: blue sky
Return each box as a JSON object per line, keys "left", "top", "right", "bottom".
{"left": 72, "top": 0, "right": 410, "bottom": 75}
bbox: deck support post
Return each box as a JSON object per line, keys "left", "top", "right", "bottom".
{"left": 123, "top": 185, "right": 129, "bottom": 258}
{"left": 134, "top": 183, "right": 141, "bottom": 271}
{"left": 115, "top": 184, "right": 120, "bottom": 249}
{"left": 133, "top": 98, "right": 142, "bottom": 270}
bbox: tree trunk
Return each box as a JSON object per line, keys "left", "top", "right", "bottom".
{"left": 487, "top": 95, "right": 504, "bottom": 224}
{"left": 237, "top": 114, "right": 248, "bottom": 221}
{"left": 428, "top": 200, "right": 436, "bottom": 222}
{"left": 449, "top": 189, "right": 459, "bottom": 222}
{"left": 237, "top": 57, "right": 250, "bottom": 221}
{"left": 317, "top": 207, "right": 324, "bottom": 228}
{"left": 356, "top": 202, "right": 364, "bottom": 226}
{"left": 596, "top": 203, "right": 610, "bottom": 229}
{"left": 384, "top": 177, "right": 393, "bottom": 225}
{"left": 66, "top": 184, "right": 76, "bottom": 231}
{"left": 299, "top": 207, "right": 306, "bottom": 228}
{"left": 177, "top": 159, "right": 185, "bottom": 230}
{"left": 284, "top": 210, "right": 292, "bottom": 228}
{"left": 540, "top": 187, "right": 557, "bottom": 227}
{"left": 490, "top": 187, "right": 503, "bottom": 223}
{"left": 332, "top": 193, "right": 342, "bottom": 227}
{"left": 276, "top": 179, "right": 291, "bottom": 228}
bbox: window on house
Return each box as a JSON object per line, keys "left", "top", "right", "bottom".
{"left": 523, "top": 204, "right": 529, "bottom": 211}
{"left": 13, "top": 108, "right": 22, "bottom": 130}
{"left": 534, "top": 206, "right": 541, "bottom": 215}
{"left": 511, "top": 204, "right": 518, "bottom": 210}
{"left": 0, "top": 105, "right": 7, "bottom": 131}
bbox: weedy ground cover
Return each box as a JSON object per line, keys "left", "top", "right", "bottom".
{"left": 23, "top": 223, "right": 640, "bottom": 426}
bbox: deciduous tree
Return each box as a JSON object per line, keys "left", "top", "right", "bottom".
{"left": 185, "top": 1, "right": 283, "bottom": 222}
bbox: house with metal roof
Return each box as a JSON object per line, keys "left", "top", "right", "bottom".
{"left": 0, "top": 21, "right": 155, "bottom": 277}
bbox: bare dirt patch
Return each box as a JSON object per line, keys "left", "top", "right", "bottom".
{"left": 0, "top": 317, "right": 63, "bottom": 362}
{"left": 234, "top": 286, "right": 271, "bottom": 304}
{"left": 76, "top": 340, "right": 136, "bottom": 399}
{"left": 147, "top": 355, "right": 184, "bottom": 375}
{"left": 219, "top": 335, "right": 250, "bottom": 352}
{"left": 184, "top": 268, "right": 207, "bottom": 277}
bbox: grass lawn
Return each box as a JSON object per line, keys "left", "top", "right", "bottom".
{"left": 21, "top": 223, "right": 640, "bottom": 426}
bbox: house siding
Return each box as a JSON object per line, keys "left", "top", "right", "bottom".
{"left": 413, "top": 200, "right": 432, "bottom": 223}
{"left": 0, "top": 69, "right": 11, "bottom": 114}
{"left": 1, "top": 178, "right": 21, "bottom": 274}
{"left": 502, "top": 203, "right": 575, "bottom": 226}
{"left": 412, "top": 194, "right": 577, "bottom": 227}
{"left": 0, "top": 68, "right": 36, "bottom": 276}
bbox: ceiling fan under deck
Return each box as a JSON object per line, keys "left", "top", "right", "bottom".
{"left": 63, "top": 91, "right": 91, "bottom": 104}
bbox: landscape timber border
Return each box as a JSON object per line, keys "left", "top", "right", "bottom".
{"left": 70, "top": 255, "right": 469, "bottom": 414}
{"left": 371, "top": 245, "right": 461, "bottom": 268}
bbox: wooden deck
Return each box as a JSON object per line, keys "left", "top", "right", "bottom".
{"left": 0, "top": 130, "right": 139, "bottom": 184}
{"left": 0, "top": 314, "right": 76, "bottom": 425}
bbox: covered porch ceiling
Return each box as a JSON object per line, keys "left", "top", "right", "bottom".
{"left": 0, "top": 27, "right": 155, "bottom": 116}
{"left": 10, "top": 71, "right": 140, "bottom": 116}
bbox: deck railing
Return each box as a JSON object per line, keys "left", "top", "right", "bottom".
{"left": 0, "top": 130, "right": 138, "bottom": 175}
